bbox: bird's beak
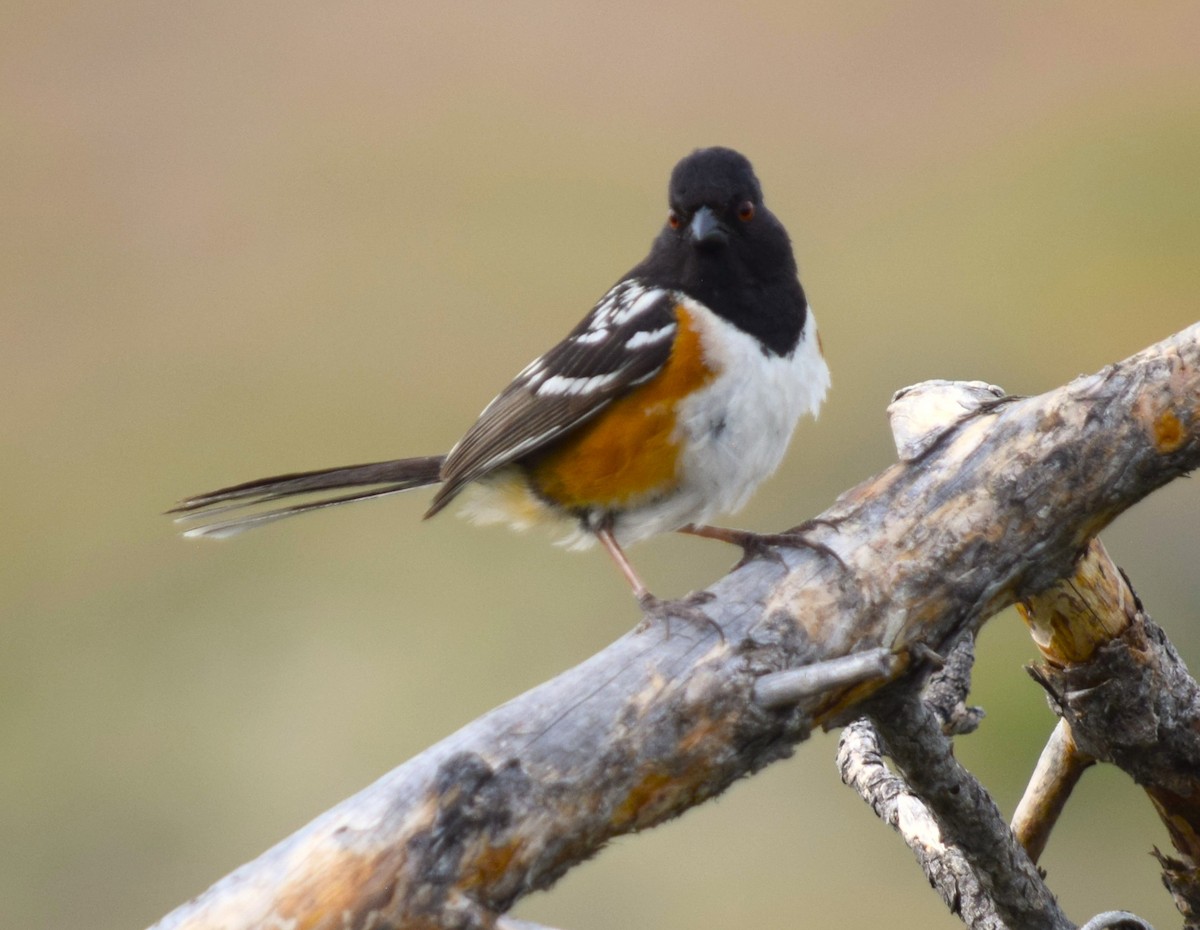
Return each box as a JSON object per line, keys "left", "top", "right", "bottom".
{"left": 688, "top": 206, "right": 728, "bottom": 246}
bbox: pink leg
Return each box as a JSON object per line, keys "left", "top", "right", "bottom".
{"left": 676, "top": 523, "right": 756, "bottom": 546}
{"left": 596, "top": 525, "right": 650, "bottom": 602}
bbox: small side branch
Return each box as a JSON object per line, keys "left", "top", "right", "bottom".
{"left": 755, "top": 648, "right": 898, "bottom": 708}
{"left": 497, "top": 918, "right": 566, "bottom": 930}
{"left": 1010, "top": 719, "right": 1094, "bottom": 864}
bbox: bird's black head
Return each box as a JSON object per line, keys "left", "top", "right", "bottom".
{"left": 634, "top": 147, "right": 806, "bottom": 355}
{"left": 668, "top": 147, "right": 763, "bottom": 228}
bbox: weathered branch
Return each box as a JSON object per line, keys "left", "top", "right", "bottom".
{"left": 867, "top": 691, "right": 1071, "bottom": 929}
{"left": 496, "top": 918, "right": 563, "bottom": 930}
{"left": 1018, "top": 542, "right": 1200, "bottom": 925}
{"left": 837, "top": 717, "right": 1005, "bottom": 930}
{"left": 1010, "top": 718, "right": 1094, "bottom": 865}
{"left": 838, "top": 636, "right": 1012, "bottom": 930}
{"left": 151, "top": 323, "right": 1200, "bottom": 930}
{"left": 754, "top": 647, "right": 898, "bottom": 707}
{"left": 847, "top": 368, "right": 1195, "bottom": 928}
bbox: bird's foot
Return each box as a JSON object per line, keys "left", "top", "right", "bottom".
{"left": 748, "top": 521, "right": 847, "bottom": 571}
{"left": 636, "top": 590, "right": 724, "bottom": 642}
{"left": 681, "top": 519, "right": 847, "bottom": 571}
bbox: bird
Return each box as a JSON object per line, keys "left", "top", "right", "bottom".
{"left": 171, "top": 147, "right": 831, "bottom": 612}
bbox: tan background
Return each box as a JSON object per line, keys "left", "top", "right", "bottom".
{"left": 4, "top": 3, "right": 1199, "bottom": 928}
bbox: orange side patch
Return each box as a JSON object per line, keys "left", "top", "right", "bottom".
{"left": 528, "top": 305, "right": 716, "bottom": 510}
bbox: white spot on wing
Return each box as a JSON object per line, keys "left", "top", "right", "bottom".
{"left": 573, "top": 327, "right": 610, "bottom": 345}
{"left": 624, "top": 324, "right": 675, "bottom": 350}
{"left": 537, "top": 370, "right": 622, "bottom": 397}
{"left": 590, "top": 280, "right": 634, "bottom": 324}
{"left": 611, "top": 286, "right": 666, "bottom": 325}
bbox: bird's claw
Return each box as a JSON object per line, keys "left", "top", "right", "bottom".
{"left": 637, "top": 591, "right": 724, "bottom": 642}
{"left": 752, "top": 517, "right": 847, "bottom": 570}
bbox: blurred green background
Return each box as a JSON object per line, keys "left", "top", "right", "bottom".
{"left": 3, "top": 3, "right": 1199, "bottom": 928}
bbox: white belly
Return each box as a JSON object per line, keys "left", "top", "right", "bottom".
{"left": 609, "top": 297, "right": 830, "bottom": 545}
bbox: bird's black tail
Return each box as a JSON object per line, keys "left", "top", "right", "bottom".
{"left": 169, "top": 456, "right": 445, "bottom": 539}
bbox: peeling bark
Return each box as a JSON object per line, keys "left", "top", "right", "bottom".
{"left": 151, "top": 324, "right": 1200, "bottom": 930}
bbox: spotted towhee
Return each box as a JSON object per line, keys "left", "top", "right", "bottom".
{"left": 172, "top": 147, "right": 830, "bottom": 606}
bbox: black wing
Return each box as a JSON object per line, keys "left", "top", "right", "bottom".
{"left": 426, "top": 280, "right": 680, "bottom": 515}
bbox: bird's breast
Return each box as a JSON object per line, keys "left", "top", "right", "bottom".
{"left": 673, "top": 297, "right": 830, "bottom": 516}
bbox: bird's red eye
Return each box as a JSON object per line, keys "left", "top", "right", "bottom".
{"left": 667, "top": 210, "right": 682, "bottom": 230}
{"left": 737, "top": 201, "right": 755, "bottom": 222}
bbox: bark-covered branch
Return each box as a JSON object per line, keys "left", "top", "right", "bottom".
{"left": 1018, "top": 539, "right": 1200, "bottom": 924}
{"left": 866, "top": 692, "right": 1071, "bottom": 930}
{"left": 822, "top": 368, "right": 1197, "bottom": 929}
{"left": 838, "top": 716, "right": 1006, "bottom": 930}
{"left": 151, "top": 323, "right": 1200, "bottom": 930}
